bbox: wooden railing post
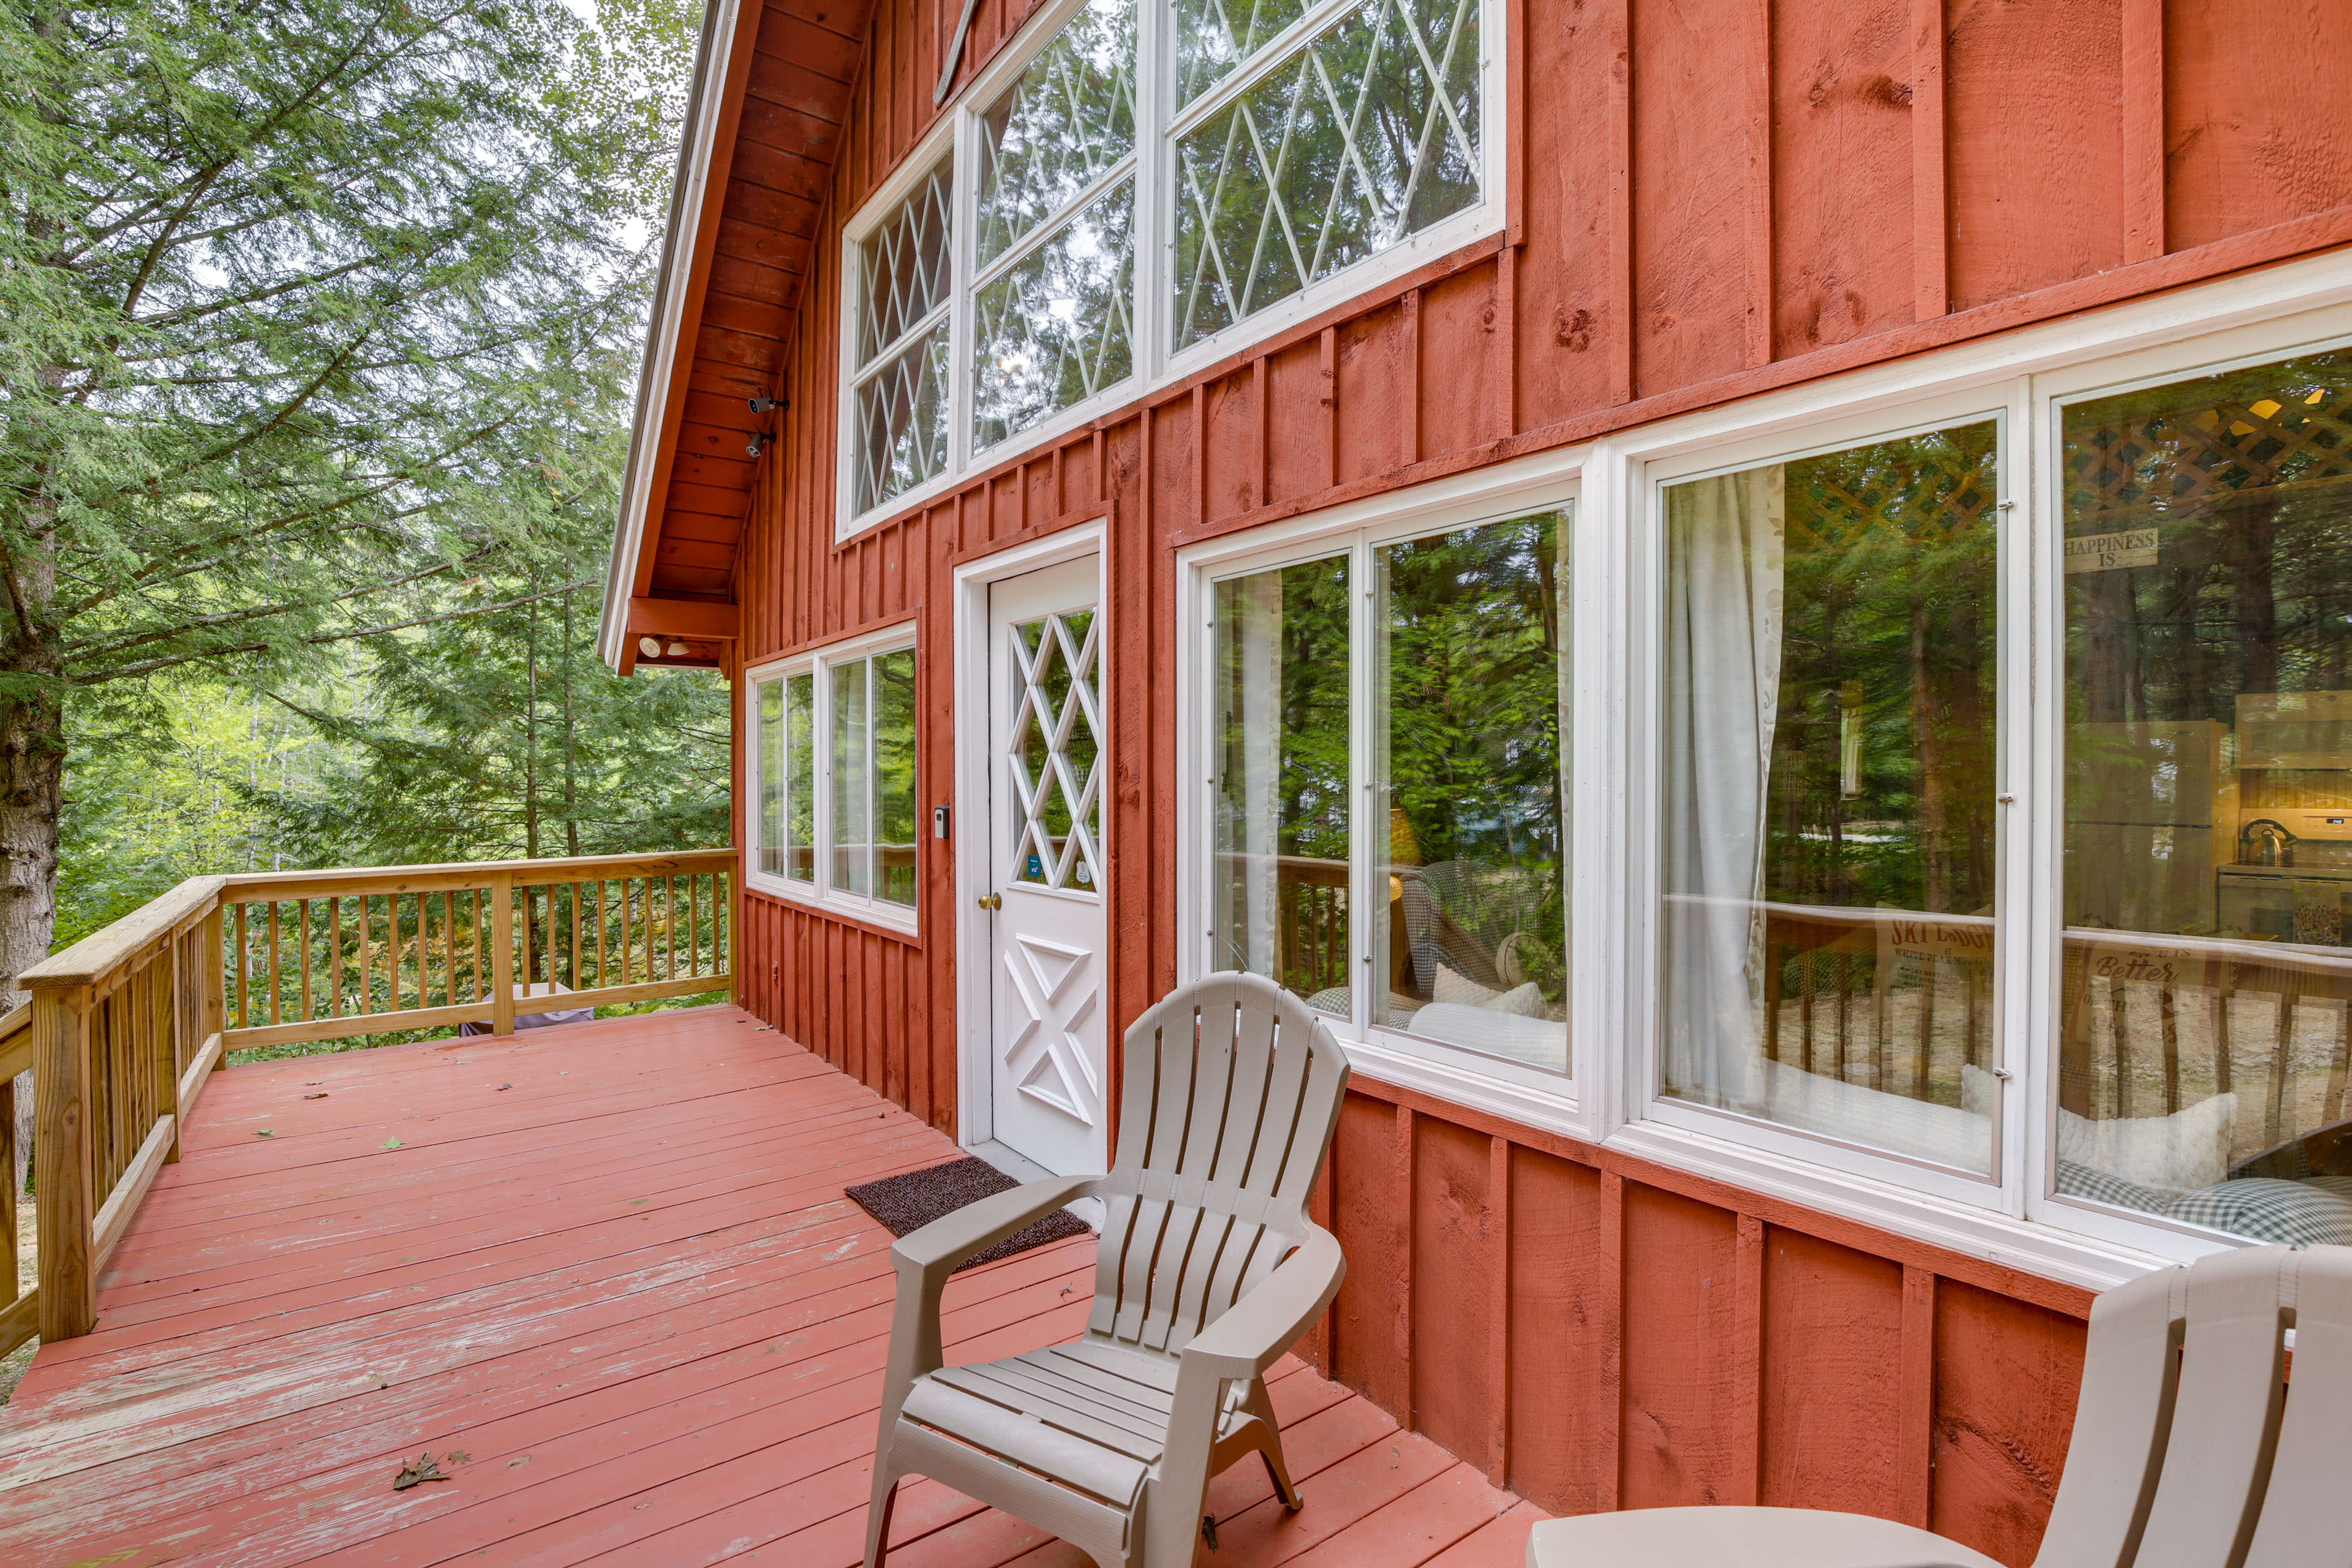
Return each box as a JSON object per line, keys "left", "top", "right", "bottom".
{"left": 203, "top": 907, "right": 225, "bottom": 1071}
{"left": 162, "top": 932, "right": 183, "bottom": 1164}
{"left": 491, "top": 875, "right": 516, "bottom": 1036}
{"left": 33, "top": 982, "right": 96, "bottom": 1341}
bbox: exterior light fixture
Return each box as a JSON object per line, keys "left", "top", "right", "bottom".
{"left": 666, "top": 640, "right": 689, "bottom": 658}
{"left": 638, "top": 635, "right": 662, "bottom": 658}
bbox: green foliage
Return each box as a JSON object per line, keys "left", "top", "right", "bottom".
{"left": 0, "top": 0, "right": 710, "bottom": 979}
{"left": 1764, "top": 424, "right": 2000, "bottom": 917}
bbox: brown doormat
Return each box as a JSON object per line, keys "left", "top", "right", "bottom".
{"left": 845, "top": 1156, "right": 1093, "bottom": 1272}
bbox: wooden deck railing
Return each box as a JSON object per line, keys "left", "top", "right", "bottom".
{"left": 10, "top": 849, "right": 735, "bottom": 1347}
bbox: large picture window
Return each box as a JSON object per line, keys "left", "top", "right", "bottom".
{"left": 839, "top": 0, "right": 1499, "bottom": 536}
{"left": 1207, "top": 505, "right": 1570, "bottom": 1076}
{"left": 1659, "top": 424, "right": 2002, "bottom": 1174}
{"left": 748, "top": 634, "right": 920, "bottom": 923}
{"left": 2059, "top": 347, "right": 2352, "bottom": 1249}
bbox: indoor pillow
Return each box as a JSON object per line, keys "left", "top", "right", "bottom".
{"left": 1432, "top": 964, "right": 1499, "bottom": 1008}
{"left": 2056, "top": 1093, "right": 2236, "bottom": 1194}
{"left": 2166, "top": 1177, "right": 2352, "bottom": 1250}
{"left": 1434, "top": 963, "right": 1549, "bottom": 1018}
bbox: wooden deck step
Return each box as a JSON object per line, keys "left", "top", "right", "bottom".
{"left": 0, "top": 1005, "right": 1540, "bottom": 1566}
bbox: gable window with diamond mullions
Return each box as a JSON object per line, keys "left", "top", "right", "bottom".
{"left": 853, "top": 159, "right": 953, "bottom": 516}
{"left": 973, "top": 0, "right": 1138, "bottom": 454}
{"left": 837, "top": 0, "right": 1494, "bottom": 535}
{"left": 1172, "top": 0, "right": 1483, "bottom": 349}
{"left": 1005, "top": 607, "right": 1104, "bottom": 892}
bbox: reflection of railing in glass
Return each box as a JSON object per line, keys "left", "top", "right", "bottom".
{"left": 1213, "top": 852, "right": 1349, "bottom": 999}
{"left": 1760, "top": 900, "right": 1992, "bottom": 1098}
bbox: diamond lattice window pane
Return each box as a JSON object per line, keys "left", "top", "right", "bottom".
{"left": 973, "top": 180, "right": 1135, "bottom": 452}
{"left": 977, "top": 0, "right": 1136, "bottom": 268}
{"left": 1175, "top": 0, "right": 1314, "bottom": 107}
{"left": 1006, "top": 611, "right": 1104, "bottom": 892}
{"left": 1173, "top": 0, "right": 1481, "bottom": 351}
{"left": 858, "top": 158, "right": 953, "bottom": 367}
{"left": 856, "top": 320, "right": 950, "bottom": 514}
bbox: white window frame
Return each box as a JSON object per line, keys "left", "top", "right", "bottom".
{"left": 744, "top": 620, "right": 922, "bottom": 935}
{"left": 1178, "top": 247, "right": 2352, "bottom": 1296}
{"left": 1178, "top": 449, "right": 1586, "bottom": 1126}
{"left": 837, "top": 0, "right": 1507, "bottom": 541}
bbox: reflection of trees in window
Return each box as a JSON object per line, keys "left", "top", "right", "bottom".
{"left": 1382, "top": 514, "right": 1565, "bottom": 998}
{"left": 874, "top": 651, "right": 919, "bottom": 907}
{"left": 785, "top": 674, "right": 815, "bottom": 880}
{"left": 976, "top": 0, "right": 1136, "bottom": 266}
{"left": 1768, "top": 424, "right": 1998, "bottom": 919}
{"left": 971, "top": 183, "right": 1134, "bottom": 450}
{"left": 1174, "top": 0, "right": 1480, "bottom": 347}
{"left": 1212, "top": 558, "right": 1351, "bottom": 996}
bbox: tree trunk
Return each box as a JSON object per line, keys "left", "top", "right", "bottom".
{"left": 1, "top": 684, "right": 64, "bottom": 1202}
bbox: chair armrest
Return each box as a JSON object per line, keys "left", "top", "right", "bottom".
{"left": 1154, "top": 1225, "right": 1346, "bottom": 1532}
{"left": 1178, "top": 1224, "right": 1345, "bottom": 1381}
{"left": 876, "top": 1172, "right": 1101, "bottom": 1435}
{"left": 891, "top": 1172, "right": 1101, "bottom": 1280}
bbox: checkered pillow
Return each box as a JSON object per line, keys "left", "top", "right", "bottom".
{"left": 2166, "top": 1178, "right": 2352, "bottom": 1250}
{"left": 2055, "top": 1159, "right": 2177, "bottom": 1215}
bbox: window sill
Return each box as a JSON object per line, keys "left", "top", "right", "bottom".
{"left": 1338, "top": 1030, "right": 1582, "bottom": 1143}
{"left": 744, "top": 874, "right": 922, "bottom": 942}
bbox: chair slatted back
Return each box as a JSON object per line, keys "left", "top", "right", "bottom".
{"left": 1087, "top": 973, "right": 1349, "bottom": 1356}
{"left": 2031, "top": 1264, "right": 2181, "bottom": 1568}
{"left": 2243, "top": 1248, "right": 2352, "bottom": 1568}
{"left": 2035, "top": 1245, "right": 2346, "bottom": 1568}
{"left": 2131, "top": 1248, "right": 2290, "bottom": 1568}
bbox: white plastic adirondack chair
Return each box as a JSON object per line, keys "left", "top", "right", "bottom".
{"left": 863, "top": 972, "right": 1352, "bottom": 1568}
{"left": 1527, "top": 1243, "right": 2352, "bottom": 1568}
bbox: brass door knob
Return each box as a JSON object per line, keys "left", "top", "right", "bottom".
{"left": 977, "top": 892, "right": 1001, "bottom": 911}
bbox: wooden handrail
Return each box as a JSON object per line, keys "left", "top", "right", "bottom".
{"left": 18, "top": 876, "right": 226, "bottom": 990}
{"left": 18, "top": 848, "right": 738, "bottom": 1344}
{"left": 222, "top": 848, "right": 735, "bottom": 905}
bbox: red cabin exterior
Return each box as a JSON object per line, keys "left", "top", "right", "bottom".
{"left": 602, "top": 2, "right": 2352, "bottom": 1561}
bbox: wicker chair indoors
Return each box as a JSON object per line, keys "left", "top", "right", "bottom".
{"left": 862, "top": 972, "right": 1352, "bottom": 1568}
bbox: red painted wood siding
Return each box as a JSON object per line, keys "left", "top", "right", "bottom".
{"left": 718, "top": 1, "right": 2352, "bottom": 1560}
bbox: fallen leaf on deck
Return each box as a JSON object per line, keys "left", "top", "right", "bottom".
{"left": 254, "top": 1129, "right": 274, "bottom": 1138}
{"left": 508, "top": 1455, "right": 533, "bottom": 1469}
{"left": 497, "top": 1083, "right": 511, "bottom": 1091}
{"left": 393, "top": 1453, "right": 447, "bottom": 1490}
{"left": 304, "top": 1093, "right": 328, "bottom": 1100}
{"left": 380, "top": 1136, "right": 404, "bottom": 1150}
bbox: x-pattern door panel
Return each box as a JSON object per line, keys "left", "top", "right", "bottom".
{"left": 986, "top": 557, "right": 1108, "bottom": 1177}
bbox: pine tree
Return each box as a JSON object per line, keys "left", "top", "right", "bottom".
{"left": 0, "top": 0, "right": 696, "bottom": 1000}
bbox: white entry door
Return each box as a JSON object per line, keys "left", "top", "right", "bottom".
{"left": 984, "top": 559, "right": 1109, "bottom": 1177}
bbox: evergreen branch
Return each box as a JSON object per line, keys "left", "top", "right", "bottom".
{"left": 63, "top": 546, "right": 495, "bottom": 662}
{"left": 80, "top": 579, "right": 595, "bottom": 684}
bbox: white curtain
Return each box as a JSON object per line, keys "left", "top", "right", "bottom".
{"left": 1235, "top": 572, "right": 1284, "bottom": 979}
{"left": 1662, "top": 466, "right": 1785, "bottom": 1112}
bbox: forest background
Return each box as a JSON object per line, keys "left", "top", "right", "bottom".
{"left": 2, "top": 0, "right": 725, "bottom": 1223}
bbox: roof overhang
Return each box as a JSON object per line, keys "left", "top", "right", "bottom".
{"left": 598, "top": 0, "right": 782, "bottom": 675}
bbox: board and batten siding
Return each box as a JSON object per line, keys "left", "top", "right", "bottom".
{"left": 717, "top": 0, "right": 2352, "bottom": 1559}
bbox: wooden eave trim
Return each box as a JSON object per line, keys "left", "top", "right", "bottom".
{"left": 627, "top": 596, "right": 742, "bottom": 641}
{"left": 600, "top": 0, "right": 767, "bottom": 672}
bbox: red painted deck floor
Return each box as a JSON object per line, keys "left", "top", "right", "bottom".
{"left": 0, "top": 1005, "right": 1540, "bottom": 1567}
